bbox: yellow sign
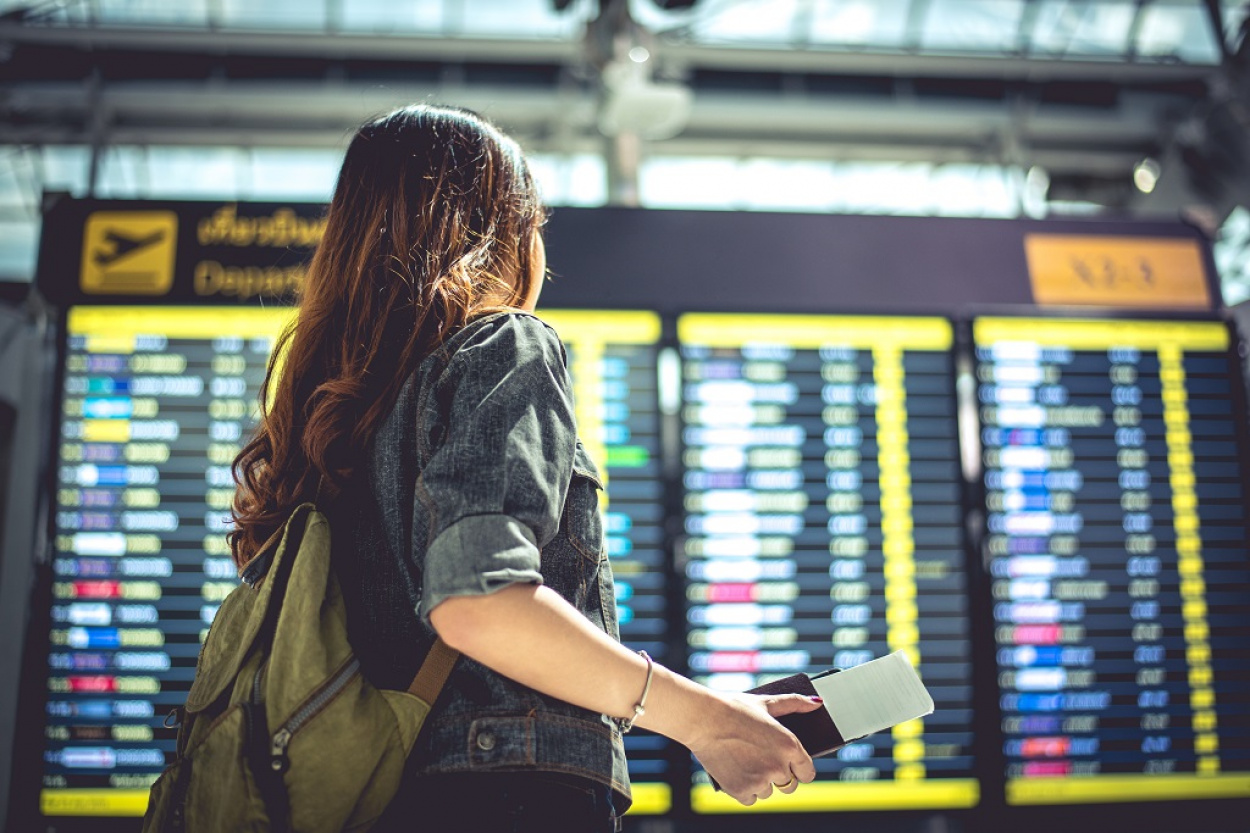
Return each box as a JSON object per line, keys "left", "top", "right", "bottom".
{"left": 1024, "top": 234, "right": 1211, "bottom": 310}
{"left": 80, "top": 212, "right": 178, "bottom": 296}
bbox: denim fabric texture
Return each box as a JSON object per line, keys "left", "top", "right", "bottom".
{"left": 329, "top": 311, "right": 632, "bottom": 813}
{"left": 378, "top": 771, "right": 622, "bottom": 832}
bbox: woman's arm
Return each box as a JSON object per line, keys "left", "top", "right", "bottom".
{"left": 430, "top": 583, "right": 821, "bottom": 805}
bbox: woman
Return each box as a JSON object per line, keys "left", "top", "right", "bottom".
{"left": 229, "top": 104, "right": 820, "bottom": 831}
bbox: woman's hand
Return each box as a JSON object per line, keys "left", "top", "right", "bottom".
{"left": 430, "top": 584, "right": 821, "bottom": 806}
{"left": 686, "top": 692, "right": 822, "bottom": 805}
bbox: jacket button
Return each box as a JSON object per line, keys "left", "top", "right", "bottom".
{"left": 476, "top": 732, "right": 496, "bottom": 751}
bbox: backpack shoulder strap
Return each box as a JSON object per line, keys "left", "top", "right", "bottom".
{"left": 407, "top": 637, "right": 458, "bottom": 704}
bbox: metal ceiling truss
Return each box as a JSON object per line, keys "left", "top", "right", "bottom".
{"left": 0, "top": 8, "right": 1236, "bottom": 213}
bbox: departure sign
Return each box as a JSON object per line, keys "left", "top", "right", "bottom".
{"left": 679, "top": 314, "right": 978, "bottom": 813}
{"left": 975, "top": 317, "right": 1250, "bottom": 806}
{"left": 40, "top": 307, "right": 670, "bottom": 818}
{"left": 538, "top": 311, "right": 672, "bottom": 815}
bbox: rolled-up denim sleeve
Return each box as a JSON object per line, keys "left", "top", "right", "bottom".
{"left": 415, "top": 314, "right": 576, "bottom": 627}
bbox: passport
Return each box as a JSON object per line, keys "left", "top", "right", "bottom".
{"left": 710, "top": 651, "right": 934, "bottom": 790}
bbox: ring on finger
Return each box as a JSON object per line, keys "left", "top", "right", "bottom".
{"left": 774, "top": 776, "right": 796, "bottom": 790}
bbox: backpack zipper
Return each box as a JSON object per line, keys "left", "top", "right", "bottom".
{"left": 269, "top": 657, "right": 361, "bottom": 774}
{"left": 242, "top": 659, "right": 267, "bottom": 760}
{"left": 168, "top": 756, "right": 193, "bottom": 830}
{"left": 252, "top": 659, "right": 266, "bottom": 703}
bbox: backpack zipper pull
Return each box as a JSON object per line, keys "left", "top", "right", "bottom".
{"left": 270, "top": 727, "right": 292, "bottom": 774}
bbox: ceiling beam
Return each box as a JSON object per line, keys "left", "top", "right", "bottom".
{"left": 0, "top": 20, "right": 1222, "bottom": 83}
{"left": 0, "top": 78, "right": 1177, "bottom": 140}
{"left": 0, "top": 21, "right": 584, "bottom": 64}
{"left": 664, "top": 42, "right": 1216, "bottom": 82}
{"left": 0, "top": 78, "right": 1168, "bottom": 178}
{"left": 1202, "top": 0, "right": 1230, "bottom": 63}
{"left": 0, "top": 122, "right": 1145, "bottom": 177}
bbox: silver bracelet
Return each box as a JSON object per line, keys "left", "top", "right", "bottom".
{"left": 619, "top": 650, "right": 653, "bottom": 733}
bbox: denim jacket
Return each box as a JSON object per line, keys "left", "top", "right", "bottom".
{"left": 329, "top": 311, "right": 632, "bottom": 809}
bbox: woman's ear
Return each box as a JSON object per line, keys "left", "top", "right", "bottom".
{"left": 522, "top": 232, "right": 546, "bottom": 312}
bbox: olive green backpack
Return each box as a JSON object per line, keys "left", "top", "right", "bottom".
{"left": 142, "top": 503, "right": 459, "bottom": 832}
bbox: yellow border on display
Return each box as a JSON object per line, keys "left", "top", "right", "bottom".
{"left": 41, "top": 783, "right": 674, "bottom": 818}
{"left": 42, "top": 788, "right": 150, "bottom": 817}
{"left": 69, "top": 307, "right": 664, "bottom": 346}
{"left": 625, "top": 782, "right": 672, "bottom": 815}
{"left": 973, "top": 317, "right": 1228, "bottom": 351}
{"left": 1007, "top": 773, "right": 1250, "bottom": 805}
{"left": 69, "top": 306, "right": 297, "bottom": 345}
{"left": 678, "top": 314, "right": 953, "bottom": 350}
{"left": 537, "top": 310, "right": 661, "bottom": 345}
{"left": 691, "top": 779, "right": 980, "bottom": 813}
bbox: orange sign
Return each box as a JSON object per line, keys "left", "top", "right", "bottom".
{"left": 1024, "top": 234, "right": 1211, "bottom": 310}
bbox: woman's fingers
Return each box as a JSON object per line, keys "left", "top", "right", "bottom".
{"left": 695, "top": 690, "right": 827, "bottom": 806}
{"left": 736, "top": 768, "right": 801, "bottom": 805}
{"left": 752, "top": 694, "right": 821, "bottom": 781}
{"left": 791, "top": 751, "right": 817, "bottom": 784}
{"left": 762, "top": 693, "right": 824, "bottom": 717}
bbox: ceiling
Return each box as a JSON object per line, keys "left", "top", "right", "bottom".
{"left": 0, "top": 0, "right": 1246, "bottom": 218}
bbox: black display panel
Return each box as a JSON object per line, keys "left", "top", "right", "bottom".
{"left": 975, "top": 316, "right": 1250, "bottom": 806}
{"left": 678, "top": 314, "right": 978, "bottom": 814}
{"left": 38, "top": 307, "right": 671, "bottom": 818}
{"left": 40, "top": 307, "right": 288, "bottom": 817}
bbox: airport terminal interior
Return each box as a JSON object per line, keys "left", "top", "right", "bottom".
{"left": 2, "top": 0, "right": 1250, "bottom": 831}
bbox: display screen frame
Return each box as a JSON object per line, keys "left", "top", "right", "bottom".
{"left": 11, "top": 304, "right": 1250, "bottom": 832}
{"left": 9, "top": 303, "right": 686, "bottom": 830}
{"left": 7, "top": 303, "right": 126, "bottom": 832}
{"left": 965, "top": 310, "right": 1250, "bottom": 832}
{"left": 13, "top": 197, "right": 1236, "bottom": 832}
{"left": 9, "top": 305, "right": 305, "bottom": 830}
{"left": 674, "top": 311, "right": 985, "bottom": 820}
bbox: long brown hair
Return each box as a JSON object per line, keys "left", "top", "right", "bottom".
{"left": 229, "top": 104, "right": 547, "bottom": 568}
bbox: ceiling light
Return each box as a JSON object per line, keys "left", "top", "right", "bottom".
{"left": 599, "top": 60, "right": 692, "bottom": 140}
{"left": 1133, "top": 158, "right": 1161, "bottom": 194}
{"left": 1023, "top": 166, "right": 1050, "bottom": 219}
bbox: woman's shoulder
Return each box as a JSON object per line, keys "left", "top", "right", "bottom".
{"left": 446, "top": 310, "right": 567, "bottom": 369}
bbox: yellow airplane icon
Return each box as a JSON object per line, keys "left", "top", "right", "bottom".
{"left": 80, "top": 211, "right": 178, "bottom": 295}
{"left": 93, "top": 229, "right": 168, "bottom": 267}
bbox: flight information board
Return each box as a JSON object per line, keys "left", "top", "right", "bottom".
{"left": 678, "top": 314, "right": 978, "bottom": 813}
{"left": 41, "top": 306, "right": 291, "bottom": 818}
{"left": 975, "top": 317, "right": 1250, "bottom": 806}
{"left": 536, "top": 311, "right": 672, "bottom": 815}
{"left": 38, "top": 307, "right": 670, "bottom": 818}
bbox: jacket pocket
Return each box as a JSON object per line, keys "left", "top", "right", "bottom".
{"left": 539, "top": 440, "right": 606, "bottom": 615}
{"left": 566, "top": 440, "right": 605, "bottom": 564}
{"left": 596, "top": 554, "right": 620, "bottom": 640}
